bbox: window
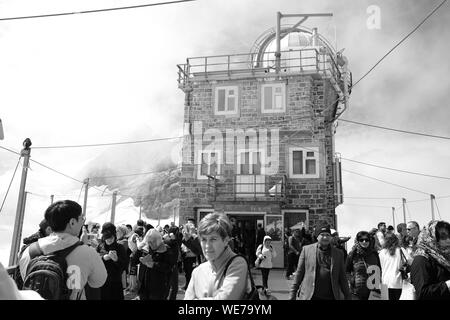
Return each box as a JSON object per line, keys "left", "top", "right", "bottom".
{"left": 215, "top": 86, "right": 238, "bottom": 115}
{"left": 237, "top": 150, "right": 264, "bottom": 175}
{"left": 261, "top": 83, "right": 286, "bottom": 113}
{"left": 197, "top": 150, "right": 221, "bottom": 179}
{"left": 289, "top": 147, "right": 319, "bottom": 178}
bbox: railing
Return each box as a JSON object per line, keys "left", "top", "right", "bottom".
{"left": 177, "top": 48, "right": 344, "bottom": 92}
{"left": 207, "top": 174, "right": 286, "bottom": 202}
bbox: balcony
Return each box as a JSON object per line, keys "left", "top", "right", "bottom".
{"left": 177, "top": 48, "right": 345, "bottom": 94}
{"left": 207, "top": 174, "right": 286, "bottom": 202}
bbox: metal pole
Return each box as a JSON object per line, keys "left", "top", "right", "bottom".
{"left": 139, "top": 200, "right": 142, "bottom": 221}
{"left": 82, "top": 178, "right": 89, "bottom": 218}
{"left": 110, "top": 191, "right": 117, "bottom": 224}
{"left": 275, "top": 11, "right": 281, "bottom": 73}
{"left": 392, "top": 207, "right": 396, "bottom": 228}
{"left": 173, "top": 207, "right": 176, "bottom": 224}
{"left": 50, "top": 194, "right": 54, "bottom": 205}
{"left": 430, "top": 194, "right": 435, "bottom": 221}
{"left": 402, "top": 198, "right": 407, "bottom": 224}
{"left": 9, "top": 139, "right": 31, "bottom": 266}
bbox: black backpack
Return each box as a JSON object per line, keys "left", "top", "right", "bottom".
{"left": 22, "top": 241, "right": 83, "bottom": 300}
{"left": 221, "top": 254, "right": 263, "bottom": 301}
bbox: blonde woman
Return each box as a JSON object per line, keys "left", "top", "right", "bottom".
{"left": 184, "top": 213, "right": 249, "bottom": 300}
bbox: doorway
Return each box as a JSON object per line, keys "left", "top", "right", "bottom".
{"left": 227, "top": 214, "right": 264, "bottom": 268}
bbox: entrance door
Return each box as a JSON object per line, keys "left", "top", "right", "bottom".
{"left": 228, "top": 214, "right": 264, "bottom": 268}
{"left": 265, "top": 214, "right": 283, "bottom": 268}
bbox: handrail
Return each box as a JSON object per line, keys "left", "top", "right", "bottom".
{"left": 177, "top": 47, "right": 344, "bottom": 90}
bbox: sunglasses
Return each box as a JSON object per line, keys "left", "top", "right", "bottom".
{"left": 359, "top": 238, "right": 370, "bottom": 243}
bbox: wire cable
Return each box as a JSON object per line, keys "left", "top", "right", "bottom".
{"left": 341, "top": 157, "right": 450, "bottom": 180}
{"left": 341, "top": 203, "right": 393, "bottom": 209}
{"left": 0, "top": 145, "right": 21, "bottom": 156}
{"left": 0, "top": 0, "right": 197, "bottom": 21}
{"left": 33, "top": 136, "right": 183, "bottom": 149}
{"left": 29, "top": 158, "right": 84, "bottom": 184}
{"left": 339, "top": 119, "right": 450, "bottom": 140}
{"left": 0, "top": 156, "right": 21, "bottom": 214}
{"left": 90, "top": 169, "right": 164, "bottom": 179}
{"left": 342, "top": 169, "right": 429, "bottom": 195}
{"left": 318, "top": 0, "right": 448, "bottom": 119}
{"left": 351, "top": 0, "right": 448, "bottom": 89}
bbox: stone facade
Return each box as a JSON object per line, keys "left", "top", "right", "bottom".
{"left": 179, "top": 74, "right": 340, "bottom": 230}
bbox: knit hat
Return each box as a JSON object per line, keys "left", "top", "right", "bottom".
{"left": 316, "top": 226, "right": 331, "bottom": 237}
{"left": 263, "top": 235, "right": 272, "bottom": 243}
{"left": 101, "top": 222, "right": 116, "bottom": 239}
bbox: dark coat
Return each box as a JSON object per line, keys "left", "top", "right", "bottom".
{"left": 97, "top": 241, "right": 127, "bottom": 300}
{"left": 289, "top": 243, "right": 351, "bottom": 300}
{"left": 411, "top": 255, "right": 450, "bottom": 300}
{"left": 139, "top": 250, "right": 172, "bottom": 300}
{"left": 346, "top": 248, "right": 381, "bottom": 299}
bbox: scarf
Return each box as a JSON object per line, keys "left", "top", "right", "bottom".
{"left": 351, "top": 240, "right": 373, "bottom": 258}
{"left": 414, "top": 220, "right": 450, "bottom": 273}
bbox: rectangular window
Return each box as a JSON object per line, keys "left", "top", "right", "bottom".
{"left": 197, "top": 150, "right": 221, "bottom": 179}
{"left": 237, "top": 150, "right": 265, "bottom": 175}
{"left": 261, "top": 83, "right": 286, "bottom": 113}
{"left": 215, "top": 86, "right": 238, "bottom": 115}
{"left": 289, "top": 147, "right": 319, "bottom": 178}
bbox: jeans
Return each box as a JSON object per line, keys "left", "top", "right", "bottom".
{"left": 286, "top": 252, "right": 299, "bottom": 277}
{"left": 260, "top": 268, "right": 271, "bottom": 289}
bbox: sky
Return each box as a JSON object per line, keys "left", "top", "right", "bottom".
{"left": 0, "top": 0, "right": 449, "bottom": 265}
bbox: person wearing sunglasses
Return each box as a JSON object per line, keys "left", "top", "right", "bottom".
{"left": 346, "top": 231, "right": 381, "bottom": 300}
{"left": 411, "top": 220, "right": 450, "bottom": 300}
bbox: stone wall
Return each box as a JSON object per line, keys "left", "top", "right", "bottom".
{"left": 179, "top": 74, "right": 339, "bottom": 228}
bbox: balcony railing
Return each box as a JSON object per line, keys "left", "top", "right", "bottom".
{"left": 207, "top": 174, "right": 286, "bottom": 202}
{"left": 177, "top": 48, "right": 344, "bottom": 93}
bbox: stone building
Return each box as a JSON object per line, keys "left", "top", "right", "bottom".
{"left": 176, "top": 23, "right": 350, "bottom": 267}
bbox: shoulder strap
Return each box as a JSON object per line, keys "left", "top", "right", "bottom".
{"left": 400, "top": 247, "right": 407, "bottom": 263}
{"left": 54, "top": 241, "right": 84, "bottom": 259}
{"left": 221, "top": 254, "right": 256, "bottom": 289}
{"left": 28, "top": 242, "right": 44, "bottom": 259}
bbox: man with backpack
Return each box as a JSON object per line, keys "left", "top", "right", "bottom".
{"left": 19, "top": 200, "right": 107, "bottom": 300}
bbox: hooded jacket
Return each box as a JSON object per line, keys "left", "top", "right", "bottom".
{"left": 256, "top": 236, "right": 277, "bottom": 269}
{"left": 19, "top": 232, "right": 107, "bottom": 300}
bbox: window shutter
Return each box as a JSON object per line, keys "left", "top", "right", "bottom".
{"left": 264, "top": 86, "right": 273, "bottom": 110}
{"left": 217, "top": 89, "right": 226, "bottom": 111}
{"left": 293, "top": 151, "right": 303, "bottom": 174}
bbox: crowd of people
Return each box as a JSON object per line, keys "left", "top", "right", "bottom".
{"left": 1, "top": 199, "right": 449, "bottom": 301}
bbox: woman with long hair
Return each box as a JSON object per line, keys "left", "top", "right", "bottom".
{"left": 411, "top": 220, "right": 450, "bottom": 299}
{"left": 346, "top": 231, "right": 381, "bottom": 300}
{"left": 378, "top": 233, "right": 407, "bottom": 300}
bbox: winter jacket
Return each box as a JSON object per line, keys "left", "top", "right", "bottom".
{"left": 256, "top": 244, "right": 277, "bottom": 269}
{"left": 346, "top": 249, "right": 381, "bottom": 299}
{"left": 411, "top": 255, "right": 450, "bottom": 300}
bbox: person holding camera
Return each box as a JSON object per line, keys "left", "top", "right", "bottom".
{"left": 97, "top": 222, "right": 127, "bottom": 300}
{"left": 255, "top": 236, "right": 277, "bottom": 292}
